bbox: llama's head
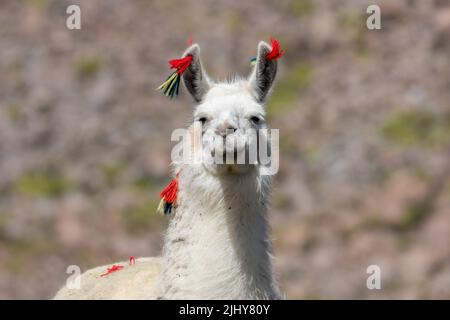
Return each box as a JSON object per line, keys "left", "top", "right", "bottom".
{"left": 181, "top": 41, "right": 278, "bottom": 176}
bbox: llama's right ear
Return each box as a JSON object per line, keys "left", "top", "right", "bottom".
{"left": 248, "top": 41, "right": 278, "bottom": 103}
{"left": 182, "top": 44, "right": 212, "bottom": 103}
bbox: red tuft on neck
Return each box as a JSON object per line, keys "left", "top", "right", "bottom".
{"left": 160, "top": 173, "right": 179, "bottom": 204}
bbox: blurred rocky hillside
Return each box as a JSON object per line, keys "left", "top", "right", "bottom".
{"left": 0, "top": 0, "right": 449, "bottom": 299}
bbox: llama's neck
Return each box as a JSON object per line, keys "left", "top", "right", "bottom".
{"left": 157, "top": 166, "right": 280, "bottom": 299}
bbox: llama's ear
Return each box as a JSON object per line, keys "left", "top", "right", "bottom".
{"left": 248, "top": 41, "right": 278, "bottom": 103}
{"left": 182, "top": 44, "right": 212, "bottom": 103}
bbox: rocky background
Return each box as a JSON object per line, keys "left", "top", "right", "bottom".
{"left": 0, "top": 0, "right": 449, "bottom": 299}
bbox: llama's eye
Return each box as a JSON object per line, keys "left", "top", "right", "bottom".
{"left": 198, "top": 117, "right": 208, "bottom": 125}
{"left": 250, "top": 116, "right": 261, "bottom": 124}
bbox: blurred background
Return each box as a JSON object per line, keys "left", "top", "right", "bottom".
{"left": 0, "top": 0, "right": 449, "bottom": 299}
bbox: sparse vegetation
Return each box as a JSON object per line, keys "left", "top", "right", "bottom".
{"left": 13, "top": 170, "right": 71, "bottom": 198}
{"left": 290, "top": 0, "right": 314, "bottom": 17}
{"left": 132, "top": 176, "right": 157, "bottom": 191}
{"left": 77, "top": 56, "right": 101, "bottom": 79}
{"left": 7, "top": 103, "right": 23, "bottom": 122}
{"left": 120, "top": 198, "right": 162, "bottom": 234}
{"left": 338, "top": 10, "right": 368, "bottom": 57}
{"left": 225, "top": 11, "right": 241, "bottom": 34}
{"left": 382, "top": 110, "right": 450, "bottom": 147}
{"left": 101, "top": 161, "right": 126, "bottom": 186}
{"left": 5, "top": 238, "right": 57, "bottom": 273}
{"left": 0, "top": 212, "right": 8, "bottom": 240}
{"left": 267, "top": 63, "right": 312, "bottom": 118}
{"left": 26, "top": 0, "right": 50, "bottom": 10}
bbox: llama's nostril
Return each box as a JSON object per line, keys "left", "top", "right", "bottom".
{"left": 218, "top": 126, "right": 237, "bottom": 137}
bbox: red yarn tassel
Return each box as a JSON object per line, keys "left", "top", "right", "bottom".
{"left": 100, "top": 264, "right": 124, "bottom": 277}
{"left": 266, "top": 37, "right": 285, "bottom": 61}
{"left": 157, "top": 55, "right": 193, "bottom": 98}
{"left": 157, "top": 173, "right": 179, "bottom": 215}
{"left": 160, "top": 174, "right": 178, "bottom": 203}
{"left": 169, "top": 55, "right": 193, "bottom": 75}
{"left": 98, "top": 257, "right": 135, "bottom": 278}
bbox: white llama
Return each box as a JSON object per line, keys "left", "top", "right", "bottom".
{"left": 54, "top": 40, "right": 282, "bottom": 299}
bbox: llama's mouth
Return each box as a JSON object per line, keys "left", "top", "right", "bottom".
{"left": 203, "top": 162, "right": 254, "bottom": 176}
{"left": 201, "top": 135, "right": 255, "bottom": 174}
{"left": 210, "top": 148, "right": 244, "bottom": 165}
{"left": 203, "top": 147, "right": 257, "bottom": 176}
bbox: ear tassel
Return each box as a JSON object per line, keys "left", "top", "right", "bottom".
{"left": 157, "top": 173, "right": 179, "bottom": 215}
{"left": 158, "top": 72, "right": 181, "bottom": 99}
{"left": 266, "top": 37, "right": 285, "bottom": 60}
{"left": 159, "top": 38, "right": 283, "bottom": 97}
{"left": 249, "top": 37, "right": 285, "bottom": 66}
{"left": 157, "top": 55, "right": 193, "bottom": 98}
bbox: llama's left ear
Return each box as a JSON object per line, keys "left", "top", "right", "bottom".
{"left": 248, "top": 41, "right": 278, "bottom": 103}
{"left": 182, "top": 44, "right": 212, "bottom": 103}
